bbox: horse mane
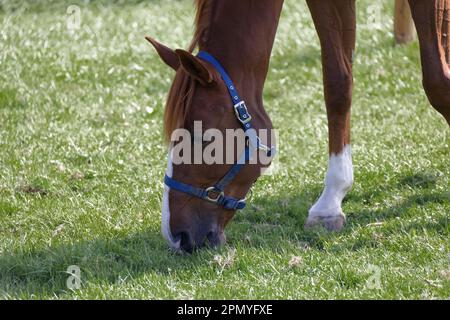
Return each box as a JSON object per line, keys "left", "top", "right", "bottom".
{"left": 163, "top": 0, "right": 215, "bottom": 142}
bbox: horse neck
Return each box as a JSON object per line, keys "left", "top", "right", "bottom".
{"left": 199, "top": 0, "right": 284, "bottom": 99}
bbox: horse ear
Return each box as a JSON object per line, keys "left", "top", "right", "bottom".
{"left": 175, "top": 49, "right": 217, "bottom": 86}
{"left": 145, "top": 36, "right": 180, "bottom": 71}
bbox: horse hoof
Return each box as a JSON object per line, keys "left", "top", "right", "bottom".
{"left": 304, "top": 214, "right": 346, "bottom": 232}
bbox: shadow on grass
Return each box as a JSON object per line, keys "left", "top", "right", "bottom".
{"left": 344, "top": 172, "right": 448, "bottom": 224}
{"left": 0, "top": 172, "right": 447, "bottom": 298}
{"left": 0, "top": 229, "right": 212, "bottom": 298}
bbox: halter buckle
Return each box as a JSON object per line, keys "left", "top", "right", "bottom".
{"left": 205, "top": 187, "right": 224, "bottom": 203}
{"left": 234, "top": 101, "right": 252, "bottom": 125}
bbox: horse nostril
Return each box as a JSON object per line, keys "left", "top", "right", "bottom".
{"left": 176, "top": 229, "right": 223, "bottom": 252}
{"left": 207, "top": 231, "right": 225, "bottom": 248}
{"left": 178, "top": 232, "right": 194, "bottom": 254}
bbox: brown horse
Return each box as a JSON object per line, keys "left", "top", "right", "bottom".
{"left": 147, "top": 0, "right": 450, "bottom": 253}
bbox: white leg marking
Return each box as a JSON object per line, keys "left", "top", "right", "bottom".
{"left": 161, "top": 149, "right": 181, "bottom": 249}
{"left": 309, "top": 145, "right": 354, "bottom": 218}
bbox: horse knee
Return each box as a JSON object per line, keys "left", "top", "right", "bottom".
{"left": 422, "top": 73, "right": 450, "bottom": 116}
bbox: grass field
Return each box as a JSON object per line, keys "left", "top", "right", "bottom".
{"left": 0, "top": 0, "right": 449, "bottom": 299}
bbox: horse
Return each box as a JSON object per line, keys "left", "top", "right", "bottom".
{"left": 146, "top": 0, "right": 450, "bottom": 253}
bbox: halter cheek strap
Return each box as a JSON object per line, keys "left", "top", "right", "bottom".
{"left": 164, "top": 51, "right": 276, "bottom": 211}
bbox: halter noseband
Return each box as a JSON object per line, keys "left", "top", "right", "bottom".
{"left": 164, "top": 51, "right": 276, "bottom": 211}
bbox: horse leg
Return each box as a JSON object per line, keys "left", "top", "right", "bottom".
{"left": 408, "top": 0, "right": 450, "bottom": 124}
{"left": 305, "top": 0, "right": 356, "bottom": 231}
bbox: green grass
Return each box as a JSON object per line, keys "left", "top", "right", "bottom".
{"left": 0, "top": 0, "right": 449, "bottom": 299}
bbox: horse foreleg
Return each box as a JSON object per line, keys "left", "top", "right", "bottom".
{"left": 409, "top": 0, "right": 450, "bottom": 124}
{"left": 305, "top": 0, "right": 356, "bottom": 232}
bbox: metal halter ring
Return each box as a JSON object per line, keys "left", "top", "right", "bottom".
{"left": 205, "top": 187, "right": 224, "bottom": 203}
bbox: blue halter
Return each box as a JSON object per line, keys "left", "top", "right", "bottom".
{"left": 164, "top": 51, "right": 275, "bottom": 211}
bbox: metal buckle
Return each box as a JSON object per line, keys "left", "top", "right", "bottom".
{"left": 205, "top": 187, "right": 224, "bottom": 203}
{"left": 234, "top": 101, "right": 252, "bottom": 125}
